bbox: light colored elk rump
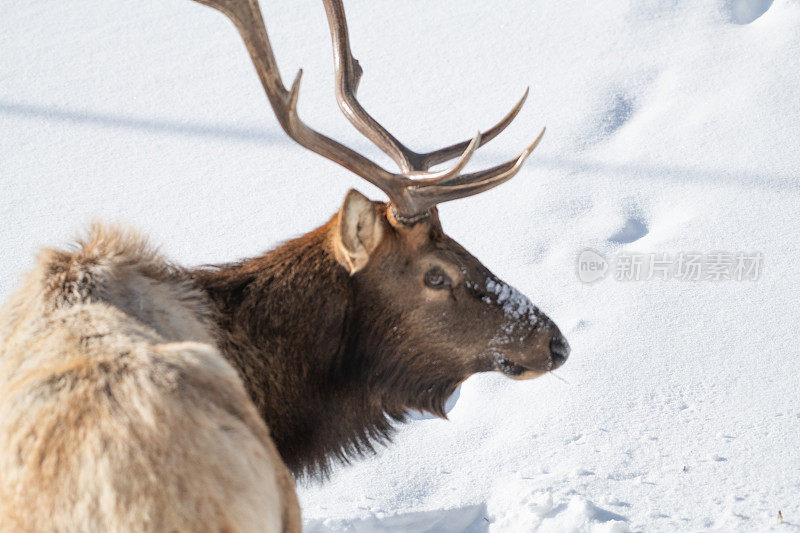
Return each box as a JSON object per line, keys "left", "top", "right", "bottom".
{"left": 0, "top": 224, "right": 300, "bottom": 532}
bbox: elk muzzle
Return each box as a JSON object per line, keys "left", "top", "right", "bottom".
{"left": 478, "top": 277, "right": 570, "bottom": 379}
{"left": 492, "top": 323, "right": 570, "bottom": 380}
{"left": 549, "top": 330, "right": 571, "bottom": 369}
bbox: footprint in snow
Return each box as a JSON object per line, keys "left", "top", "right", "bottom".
{"left": 608, "top": 215, "right": 649, "bottom": 244}
{"left": 728, "top": 0, "right": 774, "bottom": 24}
{"left": 608, "top": 197, "right": 650, "bottom": 245}
{"left": 599, "top": 93, "right": 635, "bottom": 139}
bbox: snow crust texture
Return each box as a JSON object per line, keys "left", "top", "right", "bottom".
{"left": 1, "top": 0, "right": 799, "bottom": 531}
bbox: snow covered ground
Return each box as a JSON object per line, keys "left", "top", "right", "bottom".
{"left": 2, "top": 0, "right": 799, "bottom": 530}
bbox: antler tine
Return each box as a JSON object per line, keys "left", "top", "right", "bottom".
{"left": 417, "top": 89, "right": 529, "bottom": 171}
{"left": 407, "top": 127, "right": 546, "bottom": 212}
{"left": 322, "top": 0, "right": 529, "bottom": 173}
{"left": 410, "top": 132, "right": 482, "bottom": 184}
{"left": 191, "top": 0, "right": 405, "bottom": 199}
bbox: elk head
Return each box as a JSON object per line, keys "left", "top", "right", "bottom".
{"left": 192, "top": 0, "right": 568, "bottom": 416}
{"left": 332, "top": 192, "right": 568, "bottom": 393}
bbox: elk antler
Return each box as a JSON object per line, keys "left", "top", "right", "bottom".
{"left": 192, "top": 0, "right": 544, "bottom": 222}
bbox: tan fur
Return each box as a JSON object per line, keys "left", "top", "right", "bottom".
{"left": 0, "top": 223, "right": 300, "bottom": 532}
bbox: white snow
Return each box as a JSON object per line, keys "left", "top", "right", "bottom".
{"left": 485, "top": 278, "right": 539, "bottom": 323}
{"left": 2, "top": 0, "right": 799, "bottom": 531}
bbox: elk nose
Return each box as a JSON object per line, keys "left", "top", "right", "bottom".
{"left": 549, "top": 332, "right": 570, "bottom": 369}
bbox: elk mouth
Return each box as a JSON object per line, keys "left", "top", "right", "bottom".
{"left": 491, "top": 335, "right": 570, "bottom": 380}
{"left": 493, "top": 356, "right": 547, "bottom": 380}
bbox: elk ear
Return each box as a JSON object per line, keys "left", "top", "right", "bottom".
{"left": 334, "top": 189, "right": 384, "bottom": 275}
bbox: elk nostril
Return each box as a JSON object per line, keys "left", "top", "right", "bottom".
{"left": 549, "top": 333, "right": 570, "bottom": 369}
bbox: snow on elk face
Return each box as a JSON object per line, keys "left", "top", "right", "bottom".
{"left": 479, "top": 276, "right": 569, "bottom": 379}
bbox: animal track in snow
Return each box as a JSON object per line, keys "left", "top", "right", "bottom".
{"left": 728, "top": 0, "right": 774, "bottom": 24}
{"left": 599, "top": 93, "right": 635, "bottom": 138}
{"left": 609, "top": 215, "right": 649, "bottom": 244}
{"left": 577, "top": 87, "right": 643, "bottom": 147}
{"left": 608, "top": 198, "right": 650, "bottom": 244}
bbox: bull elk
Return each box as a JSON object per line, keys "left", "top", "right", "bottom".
{"left": 0, "top": 0, "right": 569, "bottom": 531}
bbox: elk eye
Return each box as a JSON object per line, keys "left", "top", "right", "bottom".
{"left": 424, "top": 268, "right": 450, "bottom": 289}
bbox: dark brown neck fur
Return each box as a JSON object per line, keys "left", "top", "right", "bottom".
{"left": 191, "top": 219, "right": 455, "bottom": 477}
